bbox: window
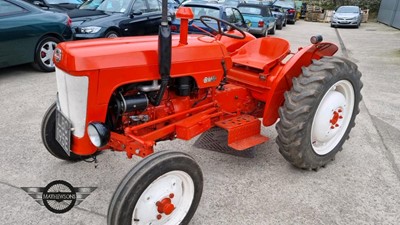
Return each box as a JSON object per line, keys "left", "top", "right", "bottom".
{"left": 238, "top": 7, "right": 261, "bottom": 15}
{"left": 188, "top": 6, "right": 219, "bottom": 20}
{"left": 132, "top": 0, "right": 147, "bottom": 13}
{"left": 232, "top": 8, "right": 244, "bottom": 25}
{"left": 147, "top": 0, "right": 160, "bottom": 12}
{"left": 264, "top": 7, "right": 271, "bottom": 17}
{"left": 224, "top": 8, "right": 236, "bottom": 23}
{"left": 0, "top": 0, "right": 27, "bottom": 17}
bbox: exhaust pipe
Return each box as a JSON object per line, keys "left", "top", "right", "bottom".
{"left": 149, "top": 0, "right": 171, "bottom": 106}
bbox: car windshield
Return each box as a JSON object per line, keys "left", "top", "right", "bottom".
{"left": 238, "top": 6, "right": 261, "bottom": 15}
{"left": 79, "top": 0, "right": 104, "bottom": 9}
{"left": 97, "top": 0, "right": 131, "bottom": 13}
{"left": 185, "top": 6, "right": 220, "bottom": 20}
{"left": 274, "top": 0, "right": 294, "bottom": 8}
{"left": 336, "top": 6, "right": 359, "bottom": 13}
{"left": 46, "top": 0, "right": 83, "bottom": 4}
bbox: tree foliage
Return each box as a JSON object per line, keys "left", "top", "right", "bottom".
{"left": 306, "top": 0, "right": 381, "bottom": 13}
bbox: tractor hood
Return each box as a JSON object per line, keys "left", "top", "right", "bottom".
{"left": 55, "top": 34, "right": 233, "bottom": 75}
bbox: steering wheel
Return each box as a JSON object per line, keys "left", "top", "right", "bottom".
{"left": 199, "top": 15, "right": 246, "bottom": 40}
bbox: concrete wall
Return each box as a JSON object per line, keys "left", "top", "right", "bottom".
{"left": 378, "top": 0, "right": 400, "bottom": 29}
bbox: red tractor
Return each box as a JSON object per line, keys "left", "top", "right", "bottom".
{"left": 41, "top": 2, "right": 362, "bottom": 224}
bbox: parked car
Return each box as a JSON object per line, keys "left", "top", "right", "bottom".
{"left": 0, "top": 0, "right": 72, "bottom": 71}
{"left": 331, "top": 5, "right": 362, "bottom": 28}
{"left": 237, "top": 2, "right": 276, "bottom": 36}
{"left": 273, "top": 0, "right": 296, "bottom": 24}
{"left": 300, "top": 2, "right": 306, "bottom": 18}
{"left": 270, "top": 4, "right": 286, "bottom": 29}
{"left": 24, "top": 0, "right": 83, "bottom": 12}
{"left": 72, "top": 0, "right": 162, "bottom": 39}
{"left": 171, "top": 2, "right": 248, "bottom": 36}
{"left": 167, "top": 0, "right": 181, "bottom": 21}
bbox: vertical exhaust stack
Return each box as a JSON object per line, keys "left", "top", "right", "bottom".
{"left": 150, "top": 0, "right": 172, "bottom": 106}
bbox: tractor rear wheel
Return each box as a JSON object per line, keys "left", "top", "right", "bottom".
{"left": 276, "top": 56, "right": 363, "bottom": 170}
{"left": 41, "top": 102, "right": 82, "bottom": 161}
{"left": 108, "top": 151, "right": 203, "bottom": 225}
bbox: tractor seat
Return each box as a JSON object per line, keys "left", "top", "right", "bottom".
{"left": 231, "top": 37, "right": 290, "bottom": 71}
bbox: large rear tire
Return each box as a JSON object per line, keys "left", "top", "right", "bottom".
{"left": 41, "top": 102, "right": 83, "bottom": 161}
{"left": 108, "top": 151, "right": 203, "bottom": 225}
{"left": 276, "top": 57, "right": 363, "bottom": 170}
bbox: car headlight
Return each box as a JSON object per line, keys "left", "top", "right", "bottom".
{"left": 80, "top": 26, "right": 102, "bottom": 34}
{"left": 87, "top": 122, "right": 110, "bottom": 148}
{"left": 350, "top": 17, "right": 357, "bottom": 20}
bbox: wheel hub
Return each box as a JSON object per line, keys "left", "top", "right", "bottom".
{"left": 330, "top": 109, "right": 343, "bottom": 129}
{"left": 156, "top": 193, "right": 175, "bottom": 217}
{"left": 132, "top": 171, "right": 195, "bottom": 225}
{"left": 311, "top": 80, "right": 355, "bottom": 155}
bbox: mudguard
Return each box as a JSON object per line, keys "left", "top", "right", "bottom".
{"left": 262, "top": 42, "right": 339, "bottom": 126}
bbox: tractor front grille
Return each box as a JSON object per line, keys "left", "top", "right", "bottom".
{"left": 55, "top": 68, "right": 89, "bottom": 138}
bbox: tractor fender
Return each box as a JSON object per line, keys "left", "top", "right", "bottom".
{"left": 262, "top": 42, "right": 339, "bottom": 126}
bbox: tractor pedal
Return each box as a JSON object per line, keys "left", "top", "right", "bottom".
{"left": 193, "top": 127, "right": 256, "bottom": 158}
{"left": 215, "top": 115, "right": 269, "bottom": 150}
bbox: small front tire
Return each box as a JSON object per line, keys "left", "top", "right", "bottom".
{"left": 41, "top": 102, "right": 82, "bottom": 161}
{"left": 108, "top": 151, "right": 203, "bottom": 225}
{"left": 276, "top": 56, "right": 363, "bottom": 170}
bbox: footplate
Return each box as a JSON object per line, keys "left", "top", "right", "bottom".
{"left": 193, "top": 127, "right": 256, "bottom": 158}
{"left": 215, "top": 115, "right": 268, "bottom": 150}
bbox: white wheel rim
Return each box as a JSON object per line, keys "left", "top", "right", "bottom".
{"left": 311, "top": 80, "right": 355, "bottom": 155}
{"left": 40, "top": 41, "right": 57, "bottom": 68}
{"left": 132, "top": 170, "right": 195, "bottom": 225}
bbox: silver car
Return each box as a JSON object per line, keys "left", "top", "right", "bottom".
{"left": 331, "top": 5, "right": 362, "bottom": 28}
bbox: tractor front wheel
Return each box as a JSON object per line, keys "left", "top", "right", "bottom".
{"left": 41, "top": 102, "right": 82, "bottom": 161}
{"left": 276, "top": 56, "right": 363, "bottom": 170}
{"left": 108, "top": 151, "right": 203, "bottom": 225}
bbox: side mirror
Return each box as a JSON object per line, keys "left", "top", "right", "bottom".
{"left": 132, "top": 10, "right": 143, "bottom": 16}
{"left": 33, "top": 0, "right": 46, "bottom": 7}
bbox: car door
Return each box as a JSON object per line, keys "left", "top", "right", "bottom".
{"left": 0, "top": 0, "right": 37, "bottom": 68}
{"left": 145, "top": 0, "right": 162, "bottom": 34}
{"left": 264, "top": 6, "right": 275, "bottom": 30}
{"left": 120, "top": 0, "right": 161, "bottom": 36}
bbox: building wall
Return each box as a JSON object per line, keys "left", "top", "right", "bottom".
{"left": 378, "top": 0, "right": 400, "bottom": 29}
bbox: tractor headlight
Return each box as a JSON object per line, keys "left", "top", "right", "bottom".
{"left": 87, "top": 122, "right": 110, "bottom": 148}
{"left": 80, "top": 26, "right": 102, "bottom": 34}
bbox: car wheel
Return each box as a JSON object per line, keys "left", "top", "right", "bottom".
{"left": 276, "top": 56, "right": 363, "bottom": 170}
{"left": 268, "top": 24, "right": 276, "bottom": 35}
{"left": 277, "top": 21, "right": 283, "bottom": 30}
{"left": 32, "top": 36, "right": 60, "bottom": 72}
{"left": 105, "top": 30, "right": 119, "bottom": 38}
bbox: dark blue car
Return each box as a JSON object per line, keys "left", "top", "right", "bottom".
{"left": 171, "top": 2, "right": 248, "bottom": 36}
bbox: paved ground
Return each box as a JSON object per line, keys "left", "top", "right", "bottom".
{"left": 0, "top": 21, "right": 399, "bottom": 225}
